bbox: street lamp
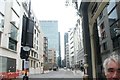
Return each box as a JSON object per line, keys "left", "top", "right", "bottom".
{"left": 23, "top": 46, "right": 30, "bottom": 51}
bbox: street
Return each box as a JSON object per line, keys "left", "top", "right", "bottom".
{"left": 29, "top": 68, "right": 84, "bottom": 78}
{"left": 18, "top": 68, "right": 84, "bottom": 80}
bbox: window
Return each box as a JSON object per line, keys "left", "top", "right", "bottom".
{"left": 107, "top": 0, "right": 116, "bottom": 14}
{"left": 34, "top": 61, "right": 36, "bottom": 68}
{"left": 31, "top": 60, "right": 33, "bottom": 67}
{"left": 36, "top": 63, "right": 38, "bottom": 67}
{"left": 0, "top": 0, "right": 5, "bottom": 14}
{"left": 0, "top": 13, "right": 4, "bottom": 29}
{"left": 11, "top": 10, "right": 20, "bottom": 28}
{"left": 12, "top": 0, "right": 20, "bottom": 16}
{"left": 98, "top": 22, "right": 105, "bottom": 40}
{"left": 37, "top": 33, "right": 38, "bottom": 37}
{"left": 103, "top": 42, "right": 107, "bottom": 51}
{"left": 99, "top": 12, "right": 103, "bottom": 20}
{"left": 101, "top": 31, "right": 106, "bottom": 40}
{"left": 49, "top": 59, "right": 52, "bottom": 63}
{"left": 10, "top": 24, "right": 18, "bottom": 40}
{"left": 0, "top": 33, "right": 1, "bottom": 45}
{"left": 107, "top": 0, "right": 118, "bottom": 27}
{"left": 100, "top": 22, "right": 105, "bottom": 31}
{"left": 0, "top": 19, "right": 4, "bottom": 28}
{"left": 112, "top": 38, "right": 119, "bottom": 49}
{"left": 9, "top": 38, "right": 17, "bottom": 51}
{"left": 110, "top": 20, "right": 119, "bottom": 39}
{"left": 34, "top": 29, "right": 36, "bottom": 34}
{"left": 31, "top": 51, "right": 33, "bottom": 56}
{"left": 108, "top": 8, "right": 118, "bottom": 26}
{"left": 9, "top": 10, "right": 19, "bottom": 51}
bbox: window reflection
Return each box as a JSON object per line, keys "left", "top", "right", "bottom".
{"left": 10, "top": 24, "right": 17, "bottom": 40}
{"left": 12, "top": 0, "right": 20, "bottom": 16}
{"left": 0, "top": 0, "right": 5, "bottom": 14}
{"left": 11, "top": 10, "right": 20, "bottom": 28}
{"left": 107, "top": 0, "right": 116, "bottom": 14}
{"left": 108, "top": 7, "right": 118, "bottom": 26}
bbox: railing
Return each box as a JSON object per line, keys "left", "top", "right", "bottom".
{"left": 0, "top": 71, "right": 21, "bottom": 79}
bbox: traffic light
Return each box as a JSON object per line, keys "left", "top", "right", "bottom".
{"left": 20, "top": 47, "right": 30, "bottom": 59}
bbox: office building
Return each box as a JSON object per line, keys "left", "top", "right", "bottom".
{"left": 39, "top": 20, "right": 59, "bottom": 65}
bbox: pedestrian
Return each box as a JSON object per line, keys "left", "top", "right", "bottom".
{"left": 23, "top": 73, "right": 28, "bottom": 80}
{"left": 103, "top": 51, "right": 120, "bottom": 80}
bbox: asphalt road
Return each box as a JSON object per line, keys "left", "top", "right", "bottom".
{"left": 29, "top": 68, "right": 83, "bottom": 78}
{"left": 17, "top": 68, "right": 84, "bottom": 80}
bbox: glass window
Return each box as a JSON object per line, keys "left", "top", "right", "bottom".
{"left": 107, "top": 0, "right": 116, "bottom": 14}
{"left": 112, "top": 38, "right": 119, "bottom": 48}
{"left": 107, "top": 0, "right": 118, "bottom": 27}
{"left": 10, "top": 24, "right": 18, "bottom": 40}
{"left": 11, "top": 10, "right": 20, "bottom": 28}
{"left": 9, "top": 38, "right": 17, "bottom": 51}
{"left": 103, "top": 42, "right": 107, "bottom": 51}
{"left": 31, "top": 60, "right": 33, "bottom": 67}
{"left": 7, "top": 58, "right": 16, "bottom": 72}
{"left": 101, "top": 31, "right": 106, "bottom": 40}
{"left": 12, "top": 0, "right": 20, "bottom": 16}
{"left": 110, "top": 20, "right": 119, "bottom": 39}
{"left": 0, "top": 0, "right": 5, "bottom": 14}
{"left": 99, "top": 12, "right": 103, "bottom": 20}
{"left": 0, "top": 56, "right": 7, "bottom": 72}
{"left": 0, "top": 14, "right": 4, "bottom": 28}
{"left": 108, "top": 8, "right": 118, "bottom": 26}
{"left": 97, "top": 22, "right": 105, "bottom": 40}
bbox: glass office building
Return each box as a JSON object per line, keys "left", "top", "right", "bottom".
{"left": 39, "top": 20, "right": 59, "bottom": 56}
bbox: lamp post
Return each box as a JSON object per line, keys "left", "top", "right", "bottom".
{"left": 22, "top": 0, "right": 31, "bottom": 80}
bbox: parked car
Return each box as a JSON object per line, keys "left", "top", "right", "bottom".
{"left": 53, "top": 66, "right": 58, "bottom": 71}
{"left": 49, "top": 67, "right": 52, "bottom": 70}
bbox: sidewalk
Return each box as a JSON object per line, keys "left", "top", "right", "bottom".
{"left": 18, "top": 70, "right": 50, "bottom": 78}
{"left": 73, "top": 70, "right": 84, "bottom": 75}
{"left": 41, "top": 70, "right": 50, "bottom": 74}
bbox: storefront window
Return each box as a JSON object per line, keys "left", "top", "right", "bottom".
{"left": 0, "top": 56, "right": 7, "bottom": 72}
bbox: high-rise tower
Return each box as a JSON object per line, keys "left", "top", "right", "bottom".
{"left": 39, "top": 20, "right": 59, "bottom": 65}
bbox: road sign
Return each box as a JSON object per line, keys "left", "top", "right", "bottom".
{"left": 24, "top": 60, "right": 29, "bottom": 69}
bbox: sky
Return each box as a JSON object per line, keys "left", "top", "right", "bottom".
{"left": 31, "top": 0, "right": 78, "bottom": 60}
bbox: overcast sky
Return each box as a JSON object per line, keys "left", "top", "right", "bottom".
{"left": 31, "top": 0, "right": 78, "bottom": 59}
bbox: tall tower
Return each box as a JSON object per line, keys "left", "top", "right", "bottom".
{"left": 58, "top": 32, "right": 61, "bottom": 67}
{"left": 39, "top": 20, "right": 59, "bottom": 64}
{"left": 64, "top": 32, "right": 68, "bottom": 67}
